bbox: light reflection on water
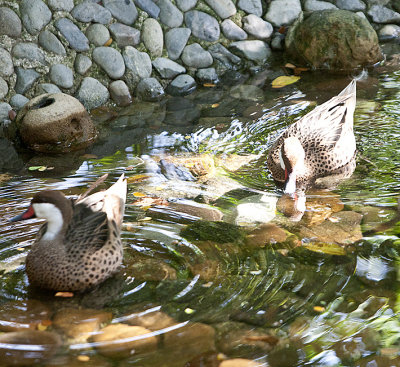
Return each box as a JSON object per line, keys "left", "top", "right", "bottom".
{"left": 0, "top": 71, "right": 399, "bottom": 366}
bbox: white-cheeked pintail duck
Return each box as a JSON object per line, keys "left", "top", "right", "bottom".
{"left": 11, "top": 174, "right": 127, "bottom": 292}
{"left": 267, "top": 79, "right": 357, "bottom": 194}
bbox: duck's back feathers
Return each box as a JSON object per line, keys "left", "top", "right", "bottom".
{"left": 283, "top": 80, "right": 356, "bottom": 149}
{"left": 65, "top": 204, "right": 108, "bottom": 254}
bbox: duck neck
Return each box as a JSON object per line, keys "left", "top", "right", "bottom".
{"left": 32, "top": 203, "right": 68, "bottom": 241}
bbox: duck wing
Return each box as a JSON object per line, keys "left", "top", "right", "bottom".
{"left": 65, "top": 202, "right": 109, "bottom": 254}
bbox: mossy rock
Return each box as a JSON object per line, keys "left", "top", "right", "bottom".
{"left": 285, "top": 10, "right": 383, "bottom": 70}
{"left": 181, "top": 220, "right": 245, "bottom": 244}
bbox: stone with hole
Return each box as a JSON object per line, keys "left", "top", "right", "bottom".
{"left": 15, "top": 93, "right": 97, "bottom": 153}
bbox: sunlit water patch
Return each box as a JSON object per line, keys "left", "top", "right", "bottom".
{"left": 0, "top": 71, "right": 400, "bottom": 366}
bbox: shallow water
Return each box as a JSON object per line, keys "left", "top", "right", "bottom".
{"left": 1, "top": 69, "right": 400, "bottom": 366}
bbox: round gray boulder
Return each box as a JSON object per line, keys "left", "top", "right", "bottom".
{"left": 285, "top": 10, "right": 383, "bottom": 70}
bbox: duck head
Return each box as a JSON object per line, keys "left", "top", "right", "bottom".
{"left": 10, "top": 191, "right": 73, "bottom": 240}
{"left": 279, "top": 137, "right": 306, "bottom": 195}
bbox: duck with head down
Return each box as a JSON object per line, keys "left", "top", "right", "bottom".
{"left": 267, "top": 79, "right": 357, "bottom": 196}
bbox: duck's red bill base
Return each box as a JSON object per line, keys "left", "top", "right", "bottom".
{"left": 10, "top": 206, "right": 36, "bottom": 222}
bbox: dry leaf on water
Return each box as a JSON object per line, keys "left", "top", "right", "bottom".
{"left": 294, "top": 67, "right": 309, "bottom": 76}
{"left": 132, "top": 196, "right": 168, "bottom": 208}
{"left": 271, "top": 75, "right": 300, "bottom": 88}
{"left": 55, "top": 292, "right": 74, "bottom": 297}
{"left": 284, "top": 63, "right": 296, "bottom": 69}
{"left": 126, "top": 174, "right": 150, "bottom": 183}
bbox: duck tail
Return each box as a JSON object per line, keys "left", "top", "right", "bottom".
{"left": 338, "top": 70, "right": 367, "bottom": 97}
{"left": 107, "top": 173, "right": 127, "bottom": 202}
{"left": 353, "top": 69, "right": 368, "bottom": 82}
{"left": 338, "top": 78, "right": 357, "bottom": 97}
{"left": 103, "top": 174, "right": 127, "bottom": 227}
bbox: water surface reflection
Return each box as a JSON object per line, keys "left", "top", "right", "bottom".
{"left": 0, "top": 71, "right": 400, "bottom": 366}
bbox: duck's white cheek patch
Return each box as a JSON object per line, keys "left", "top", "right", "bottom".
{"left": 279, "top": 150, "right": 285, "bottom": 170}
{"left": 32, "top": 203, "right": 63, "bottom": 241}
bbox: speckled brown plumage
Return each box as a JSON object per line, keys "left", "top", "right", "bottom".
{"left": 13, "top": 174, "right": 127, "bottom": 292}
{"left": 267, "top": 79, "right": 357, "bottom": 191}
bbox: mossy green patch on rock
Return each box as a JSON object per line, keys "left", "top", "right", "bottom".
{"left": 181, "top": 220, "right": 245, "bottom": 244}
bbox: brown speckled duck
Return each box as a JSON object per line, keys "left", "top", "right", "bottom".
{"left": 11, "top": 174, "right": 127, "bottom": 292}
{"left": 267, "top": 79, "right": 357, "bottom": 194}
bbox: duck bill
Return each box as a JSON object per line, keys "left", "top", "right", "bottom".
{"left": 284, "top": 171, "right": 297, "bottom": 195}
{"left": 10, "top": 206, "right": 36, "bottom": 222}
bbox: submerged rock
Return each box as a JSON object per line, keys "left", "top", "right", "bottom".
{"left": 53, "top": 307, "right": 112, "bottom": 342}
{"left": 245, "top": 223, "right": 290, "bottom": 248}
{"left": 163, "top": 322, "right": 216, "bottom": 355}
{"left": 125, "top": 310, "right": 177, "bottom": 330}
{"left": 285, "top": 10, "right": 383, "bottom": 69}
{"left": 216, "top": 323, "right": 277, "bottom": 357}
{"left": 0, "top": 330, "right": 61, "bottom": 366}
{"left": 0, "top": 299, "right": 51, "bottom": 332}
{"left": 230, "top": 194, "right": 278, "bottom": 226}
{"left": 90, "top": 323, "right": 158, "bottom": 358}
{"left": 298, "top": 211, "right": 363, "bottom": 245}
{"left": 15, "top": 93, "right": 97, "bottom": 152}
{"left": 136, "top": 77, "right": 165, "bottom": 101}
{"left": 125, "top": 257, "right": 177, "bottom": 281}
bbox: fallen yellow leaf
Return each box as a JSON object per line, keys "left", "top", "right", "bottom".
{"left": 55, "top": 292, "right": 74, "bottom": 297}
{"left": 37, "top": 323, "right": 48, "bottom": 331}
{"left": 126, "top": 174, "right": 150, "bottom": 183}
{"left": 77, "top": 355, "right": 90, "bottom": 362}
{"left": 217, "top": 353, "right": 228, "bottom": 361}
{"left": 313, "top": 306, "right": 325, "bottom": 313}
{"left": 133, "top": 192, "right": 147, "bottom": 197}
{"left": 271, "top": 75, "right": 300, "bottom": 88}
{"left": 203, "top": 83, "right": 216, "bottom": 87}
{"left": 285, "top": 63, "right": 296, "bottom": 69}
{"left": 104, "top": 38, "right": 113, "bottom": 46}
{"left": 294, "top": 67, "right": 309, "bottom": 75}
{"left": 211, "top": 103, "right": 219, "bottom": 108}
